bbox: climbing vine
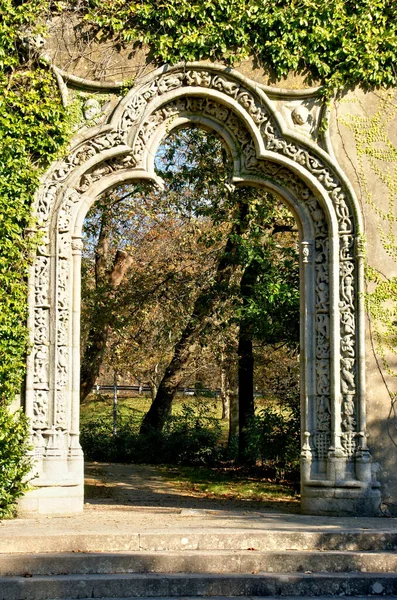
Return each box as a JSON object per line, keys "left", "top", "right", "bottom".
{"left": 0, "top": 0, "right": 73, "bottom": 406}
{"left": 81, "top": 0, "right": 397, "bottom": 97}
{"left": 340, "top": 91, "right": 397, "bottom": 434}
{"left": 0, "top": 0, "right": 77, "bottom": 513}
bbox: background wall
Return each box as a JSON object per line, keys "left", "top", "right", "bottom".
{"left": 46, "top": 13, "right": 397, "bottom": 502}
{"left": 330, "top": 89, "right": 397, "bottom": 501}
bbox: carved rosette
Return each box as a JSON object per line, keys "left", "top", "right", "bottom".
{"left": 31, "top": 65, "right": 360, "bottom": 473}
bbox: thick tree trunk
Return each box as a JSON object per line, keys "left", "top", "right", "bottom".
{"left": 140, "top": 198, "right": 250, "bottom": 435}
{"left": 228, "top": 384, "right": 239, "bottom": 441}
{"left": 139, "top": 330, "right": 194, "bottom": 433}
{"left": 139, "top": 288, "right": 212, "bottom": 434}
{"left": 237, "top": 259, "right": 259, "bottom": 463}
{"left": 80, "top": 323, "right": 112, "bottom": 402}
{"left": 237, "top": 334, "right": 255, "bottom": 462}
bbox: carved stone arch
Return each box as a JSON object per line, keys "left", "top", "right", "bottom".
{"left": 22, "top": 64, "right": 380, "bottom": 516}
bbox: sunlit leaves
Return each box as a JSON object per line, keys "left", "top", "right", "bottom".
{"left": 83, "top": 0, "right": 397, "bottom": 95}
{"left": 0, "top": 2, "right": 72, "bottom": 405}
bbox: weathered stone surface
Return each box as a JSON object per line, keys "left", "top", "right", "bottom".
{"left": 2, "top": 550, "right": 397, "bottom": 577}
{"left": 2, "top": 572, "right": 397, "bottom": 600}
{"left": 21, "top": 62, "right": 381, "bottom": 517}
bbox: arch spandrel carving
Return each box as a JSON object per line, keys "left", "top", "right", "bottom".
{"left": 25, "top": 64, "right": 380, "bottom": 516}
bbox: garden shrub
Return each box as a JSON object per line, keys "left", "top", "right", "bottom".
{"left": 80, "top": 403, "right": 222, "bottom": 466}
{"left": 245, "top": 406, "right": 300, "bottom": 480}
{"left": 161, "top": 404, "right": 222, "bottom": 466}
{"left": 80, "top": 413, "right": 139, "bottom": 462}
{"left": 80, "top": 400, "right": 301, "bottom": 477}
{"left": 0, "top": 408, "right": 32, "bottom": 518}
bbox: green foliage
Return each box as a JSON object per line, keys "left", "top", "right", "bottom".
{"left": 0, "top": 1, "right": 73, "bottom": 516}
{"left": 83, "top": 0, "right": 397, "bottom": 96}
{"left": 221, "top": 186, "right": 300, "bottom": 350}
{"left": 80, "top": 397, "right": 300, "bottom": 476}
{"left": 0, "top": 1, "right": 72, "bottom": 404}
{"left": 0, "top": 408, "right": 32, "bottom": 518}
{"left": 80, "top": 402, "right": 222, "bottom": 466}
{"left": 244, "top": 406, "right": 300, "bottom": 479}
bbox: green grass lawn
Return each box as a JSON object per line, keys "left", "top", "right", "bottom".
{"left": 81, "top": 392, "right": 224, "bottom": 422}
{"left": 80, "top": 392, "right": 231, "bottom": 441}
{"left": 157, "top": 464, "right": 297, "bottom": 502}
{"left": 80, "top": 390, "right": 282, "bottom": 425}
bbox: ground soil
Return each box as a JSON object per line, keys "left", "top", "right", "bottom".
{"left": 84, "top": 462, "right": 300, "bottom": 514}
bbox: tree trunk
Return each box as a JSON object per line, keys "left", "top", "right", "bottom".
{"left": 80, "top": 323, "right": 112, "bottom": 402}
{"left": 140, "top": 198, "right": 250, "bottom": 435}
{"left": 238, "top": 333, "right": 255, "bottom": 462}
{"left": 228, "top": 384, "right": 239, "bottom": 442}
{"left": 220, "top": 364, "right": 230, "bottom": 420}
{"left": 237, "top": 259, "right": 259, "bottom": 463}
{"left": 80, "top": 208, "right": 133, "bottom": 403}
{"left": 139, "top": 304, "right": 202, "bottom": 434}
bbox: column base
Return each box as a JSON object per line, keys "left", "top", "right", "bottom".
{"left": 301, "top": 484, "right": 382, "bottom": 516}
{"left": 17, "top": 483, "right": 84, "bottom": 516}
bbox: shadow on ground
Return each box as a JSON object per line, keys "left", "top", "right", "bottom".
{"left": 84, "top": 462, "right": 300, "bottom": 515}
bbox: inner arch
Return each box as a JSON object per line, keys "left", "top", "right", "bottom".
{"left": 23, "top": 65, "right": 379, "bottom": 517}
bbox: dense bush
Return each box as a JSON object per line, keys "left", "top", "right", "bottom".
{"left": 162, "top": 404, "right": 222, "bottom": 466}
{"left": 81, "top": 400, "right": 301, "bottom": 477}
{"left": 244, "top": 407, "right": 300, "bottom": 480}
{"left": 0, "top": 408, "right": 32, "bottom": 518}
{"left": 81, "top": 403, "right": 222, "bottom": 466}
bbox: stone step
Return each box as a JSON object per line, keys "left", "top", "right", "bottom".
{"left": 50, "top": 597, "right": 397, "bottom": 600}
{"left": 1, "top": 572, "right": 397, "bottom": 600}
{"left": 1, "top": 550, "right": 397, "bottom": 576}
{"left": 4, "top": 529, "right": 397, "bottom": 554}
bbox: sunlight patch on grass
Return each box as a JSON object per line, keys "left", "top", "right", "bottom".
{"left": 158, "top": 465, "right": 297, "bottom": 503}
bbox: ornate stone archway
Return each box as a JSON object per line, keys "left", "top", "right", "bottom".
{"left": 21, "top": 64, "right": 380, "bottom": 516}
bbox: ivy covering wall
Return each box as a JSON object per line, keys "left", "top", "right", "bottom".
{"left": 83, "top": 0, "right": 397, "bottom": 96}
{"left": 0, "top": 0, "right": 71, "bottom": 405}
{"left": 0, "top": 0, "right": 72, "bottom": 514}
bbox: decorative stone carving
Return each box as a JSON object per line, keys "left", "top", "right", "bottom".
{"left": 34, "top": 257, "right": 50, "bottom": 307}
{"left": 33, "top": 345, "right": 49, "bottom": 388}
{"left": 248, "top": 159, "right": 332, "bottom": 460}
{"left": 301, "top": 241, "right": 313, "bottom": 263}
{"left": 83, "top": 98, "right": 101, "bottom": 121}
{"left": 33, "top": 390, "right": 49, "bottom": 428}
{"left": 292, "top": 106, "right": 310, "bottom": 125}
{"left": 27, "top": 64, "right": 373, "bottom": 516}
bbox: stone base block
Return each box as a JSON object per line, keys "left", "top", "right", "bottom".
{"left": 301, "top": 486, "right": 382, "bottom": 516}
{"left": 17, "top": 484, "right": 84, "bottom": 516}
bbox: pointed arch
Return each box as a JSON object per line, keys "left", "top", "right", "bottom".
{"left": 23, "top": 64, "right": 379, "bottom": 516}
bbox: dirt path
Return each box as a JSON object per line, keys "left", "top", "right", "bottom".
{"left": 84, "top": 462, "right": 300, "bottom": 514}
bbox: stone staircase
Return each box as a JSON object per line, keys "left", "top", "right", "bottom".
{"left": 1, "top": 528, "right": 397, "bottom": 600}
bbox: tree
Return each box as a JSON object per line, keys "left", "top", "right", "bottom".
{"left": 234, "top": 202, "right": 300, "bottom": 461}
{"left": 81, "top": 127, "right": 230, "bottom": 402}
{"left": 139, "top": 184, "right": 300, "bottom": 437}
{"left": 80, "top": 192, "right": 134, "bottom": 402}
{"left": 139, "top": 192, "right": 250, "bottom": 434}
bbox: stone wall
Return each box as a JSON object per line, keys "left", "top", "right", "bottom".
{"left": 330, "top": 89, "right": 397, "bottom": 502}
{"left": 20, "top": 17, "right": 397, "bottom": 513}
